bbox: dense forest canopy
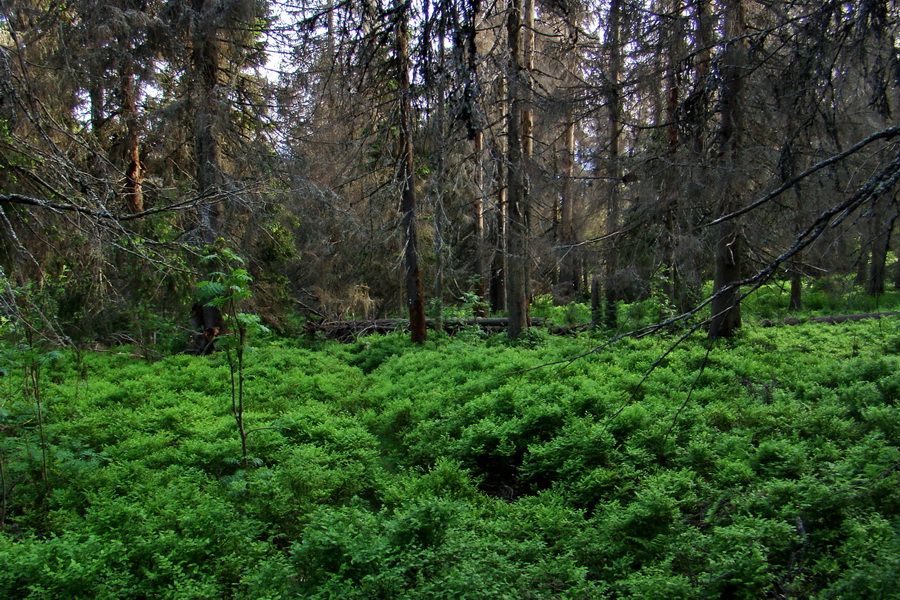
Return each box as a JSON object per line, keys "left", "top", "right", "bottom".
{"left": 0, "top": 0, "right": 898, "bottom": 341}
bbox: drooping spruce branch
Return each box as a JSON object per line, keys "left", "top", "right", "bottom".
{"left": 0, "top": 189, "right": 251, "bottom": 223}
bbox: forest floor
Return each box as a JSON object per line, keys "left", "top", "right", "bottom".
{"left": 0, "top": 287, "right": 899, "bottom": 598}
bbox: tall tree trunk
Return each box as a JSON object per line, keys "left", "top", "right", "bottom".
{"left": 521, "top": 0, "right": 534, "bottom": 321}
{"left": 397, "top": 5, "right": 427, "bottom": 343}
{"left": 557, "top": 20, "right": 578, "bottom": 304}
{"left": 558, "top": 118, "right": 577, "bottom": 302}
{"left": 603, "top": 0, "right": 622, "bottom": 330}
{"left": 474, "top": 129, "right": 488, "bottom": 312}
{"left": 120, "top": 62, "right": 143, "bottom": 215}
{"left": 432, "top": 17, "right": 448, "bottom": 332}
{"left": 490, "top": 75, "right": 508, "bottom": 314}
{"left": 192, "top": 0, "right": 224, "bottom": 245}
{"left": 678, "top": 0, "right": 711, "bottom": 313}
{"left": 468, "top": 0, "right": 488, "bottom": 311}
{"left": 708, "top": 0, "right": 745, "bottom": 339}
{"left": 661, "top": 0, "right": 683, "bottom": 307}
{"left": 522, "top": 0, "right": 534, "bottom": 164}
{"left": 506, "top": 0, "right": 528, "bottom": 339}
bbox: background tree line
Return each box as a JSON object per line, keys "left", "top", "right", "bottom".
{"left": 0, "top": 0, "right": 898, "bottom": 343}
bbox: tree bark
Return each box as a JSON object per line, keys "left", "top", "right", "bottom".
{"left": 709, "top": 0, "right": 745, "bottom": 339}
{"left": 397, "top": 4, "right": 427, "bottom": 343}
{"left": 521, "top": 0, "right": 534, "bottom": 320}
{"left": 661, "top": 0, "right": 683, "bottom": 307}
{"left": 590, "top": 276, "right": 602, "bottom": 327}
{"left": 506, "top": 0, "right": 528, "bottom": 339}
{"left": 120, "top": 61, "right": 144, "bottom": 215}
{"left": 474, "top": 129, "right": 488, "bottom": 312}
{"left": 558, "top": 117, "right": 577, "bottom": 302}
{"left": 867, "top": 208, "right": 896, "bottom": 296}
{"left": 490, "top": 75, "right": 508, "bottom": 314}
{"left": 468, "top": 0, "right": 488, "bottom": 311}
{"left": 192, "top": 0, "right": 224, "bottom": 244}
{"left": 557, "top": 18, "right": 578, "bottom": 304}
{"left": 788, "top": 163, "right": 804, "bottom": 311}
{"left": 603, "top": 0, "right": 622, "bottom": 330}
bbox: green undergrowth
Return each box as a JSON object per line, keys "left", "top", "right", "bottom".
{"left": 741, "top": 277, "right": 900, "bottom": 320}
{"left": 1, "top": 318, "right": 899, "bottom": 598}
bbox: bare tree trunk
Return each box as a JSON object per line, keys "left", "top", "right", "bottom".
{"left": 789, "top": 265, "right": 804, "bottom": 311}
{"left": 474, "top": 130, "right": 488, "bottom": 312}
{"left": 678, "top": 0, "right": 712, "bottom": 313}
{"left": 661, "top": 0, "right": 683, "bottom": 306}
{"left": 468, "top": 0, "right": 488, "bottom": 311}
{"left": 709, "top": 0, "right": 745, "bottom": 339}
{"left": 867, "top": 207, "right": 897, "bottom": 296}
{"left": 434, "top": 202, "right": 445, "bottom": 329}
{"left": 789, "top": 178, "right": 804, "bottom": 311}
{"left": 506, "top": 0, "right": 528, "bottom": 339}
{"left": 559, "top": 119, "right": 577, "bottom": 302}
{"left": 490, "top": 74, "right": 508, "bottom": 314}
{"left": 557, "top": 19, "right": 578, "bottom": 304}
{"left": 603, "top": 0, "right": 622, "bottom": 330}
{"left": 521, "top": 0, "right": 534, "bottom": 321}
{"left": 523, "top": 0, "right": 535, "bottom": 165}
{"left": 397, "top": 4, "right": 427, "bottom": 343}
{"left": 192, "top": 0, "right": 224, "bottom": 244}
{"left": 120, "top": 61, "right": 143, "bottom": 215}
{"left": 590, "top": 276, "right": 601, "bottom": 327}
{"left": 433, "top": 22, "right": 449, "bottom": 332}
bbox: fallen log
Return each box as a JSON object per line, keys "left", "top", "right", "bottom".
{"left": 762, "top": 311, "right": 899, "bottom": 327}
{"left": 309, "top": 310, "right": 900, "bottom": 342}
{"left": 808, "top": 311, "right": 900, "bottom": 324}
{"left": 307, "top": 317, "right": 547, "bottom": 341}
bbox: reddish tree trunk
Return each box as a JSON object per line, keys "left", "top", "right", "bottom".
{"left": 120, "top": 63, "right": 143, "bottom": 214}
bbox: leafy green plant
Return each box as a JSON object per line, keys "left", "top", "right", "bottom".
{"left": 198, "top": 246, "right": 270, "bottom": 471}
{"left": 0, "top": 284, "right": 67, "bottom": 516}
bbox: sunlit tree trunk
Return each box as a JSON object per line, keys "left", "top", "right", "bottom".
{"left": 557, "top": 18, "right": 578, "bottom": 304}
{"left": 490, "top": 73, "right": 508, "bottom": 314}
{"left": 119, "top": 61, "right": 143, "bottom": 215}
{"left": 474, "top": 130, "right": 488, "bottom": 311}
{"left": 468, "top": 0, "right": 488, "bottom": 311}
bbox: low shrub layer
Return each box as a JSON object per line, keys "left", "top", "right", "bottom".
{"left": 1, "top": 318, "right": 898, "bottom": 598}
